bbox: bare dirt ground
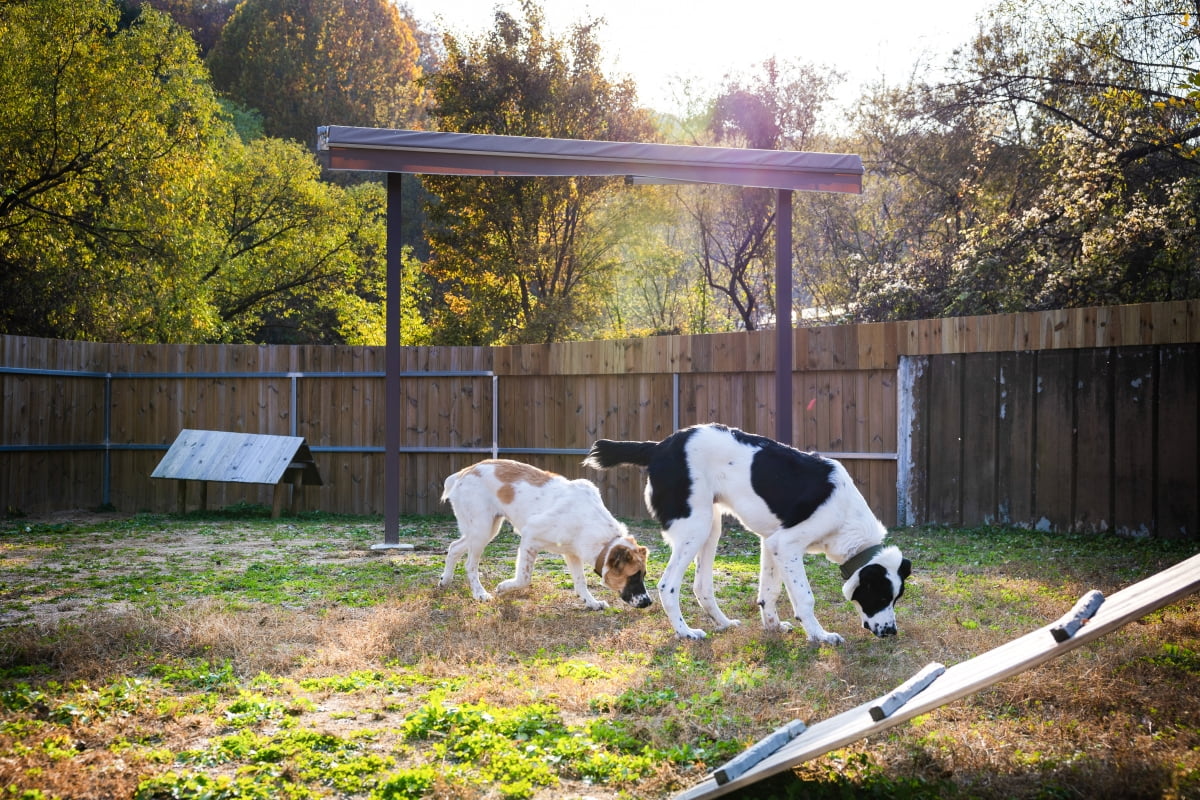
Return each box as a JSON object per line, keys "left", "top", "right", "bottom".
{"left": 0, "top": 509, "right": 452, "bottom": 628}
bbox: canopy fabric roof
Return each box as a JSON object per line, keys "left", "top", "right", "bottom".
{"left": 317, "top": 126, "right": 863, "bottom": 194}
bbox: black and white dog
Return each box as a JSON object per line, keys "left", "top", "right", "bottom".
{"left": 584, "top": 423, "right": 910, "bottom": 642}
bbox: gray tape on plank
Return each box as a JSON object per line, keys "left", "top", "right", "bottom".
{"left": 1050, "top": 589, "right": 1105, "bottom": 643}
{"left": 868, "top": 662, "right": 946, "bottom": 722}
{"left": 713, "top": 719, "right": 808, "bottom": 785}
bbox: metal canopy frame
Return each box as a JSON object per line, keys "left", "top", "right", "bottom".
{"left": 316, "top": 125, "right": 864, "bottom": 544}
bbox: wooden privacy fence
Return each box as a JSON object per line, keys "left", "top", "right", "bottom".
{"left": 901, "top": 344, "right": 1200, "bottom": 537}
{"left": 2, "top": 301, "right": 1198, "bottom": 538}
{"left": 0, "top": 334, "right": 895, "bottom": 521}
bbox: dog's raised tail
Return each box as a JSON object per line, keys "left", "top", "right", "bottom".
{"left": 440, "top": 468, "right": 466, "bottom": 503}
{"left": 583, "top": 439, "right": 659, "bottom": 470}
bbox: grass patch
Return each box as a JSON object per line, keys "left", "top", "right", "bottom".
{"left": 0, "top": 512, "right": 1197, "bottom": 799}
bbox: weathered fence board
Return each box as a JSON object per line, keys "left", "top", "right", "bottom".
{"left": 960, "top": 353, "right": 998, "bottom": 527}
{"left": 1074, "top": 349, "right": 1113, "bottom": 532}
{"left": 1112, "top": 348, "right": 1157, "bottom": 536}
{"left": 1157, "top": 347, "right": 1200, "bottom": 538}
{"left": 1034, "top": 350, "right": 1076, "bottom": 531}
{"left": 927, "top": 356, "right": 964, "bottom": 525}
{"left": 995, "top": 351, "right": 1037, "bottom": 525}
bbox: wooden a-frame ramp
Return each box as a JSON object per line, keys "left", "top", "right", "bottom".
{"left": 677, "top": 551, "right": 1200, "bottom": 799}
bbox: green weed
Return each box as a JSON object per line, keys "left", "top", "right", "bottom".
{"left": 1149, "top": 642, "right": 1200, "bottom": 675}
{"left": 149, "top": 660, "right": 238, "bottom": 693}
{"left": 369, "top": 766, "right": 439, "bottom": 800}
{"left": 133, "top": 770, "right": 314, "bottom": 800}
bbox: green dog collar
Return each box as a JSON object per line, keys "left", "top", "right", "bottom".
{"left": 839, "top": 544, "right": 885, "bottom": 581}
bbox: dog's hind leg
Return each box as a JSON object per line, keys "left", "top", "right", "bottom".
{"left": 441, "top": 514, "right": 502, "bottom": 602}
{"left": 439, "top": 536, "right": 466, "bottom": 586}
{"left": 692, "top": 512, "right": 739, "bottom": 630}
{"left": 658, "top": 516, "right": 716, "bottom": 639}
{"left": 756, "top": 545, "right": 789, "bottom": 633}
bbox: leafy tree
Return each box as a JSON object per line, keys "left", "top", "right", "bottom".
{"left": 330, "top": 245, "right": 432, "bottom": 346}
{"left": 0, "top": 0, "right": 225, "bottom": 339}
{"left": 806, "top": 85, "right": 1007, "bottom": 322}
{"left": 420, "top": 0, "right": 654, "bottom": 344}
{"left": 128, "top": 0, "right": 237, "bottom": 56}
{"left": 938, "top": 0, "right": 1200, "bottom": 311}
{"left": 839, "top": 0, "right": 1200, "bottom": 320}
{"left": 206, "top": 0, "right": 425, "bottom": 146}
{"left": 599, "top": 187, "right": 702, "bottom": 337}
{"left": 678, "top": 183, "right": 775, "bottom": 330}
{"left": 0, "top": 0, "right": 420, "bottom": 345}
{"left": 192, "top": 137, "right": 402, "bottom": 343}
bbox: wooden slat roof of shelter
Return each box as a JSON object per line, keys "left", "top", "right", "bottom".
{"left": 151, "top": 429, "right": 322, "bottom": 486}
{"left": 317, "top": 126, "right": 864, "bottom": 194}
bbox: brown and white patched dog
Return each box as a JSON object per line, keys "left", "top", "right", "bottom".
{"left": 439, "top": 459, "right": 652, "bottom": 610}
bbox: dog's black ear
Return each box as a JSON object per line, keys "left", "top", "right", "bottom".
{"left": 899, "top": 558, "right": 912, "bottom": 580}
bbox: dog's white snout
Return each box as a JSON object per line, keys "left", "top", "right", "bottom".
{"left": 864, "top": 619, "right": 897, "bottom": 636}
{"left": 862, "top": 607, "right": 899, "bottom": 638}
{"left": 622, "top": 575, "right": 654, "bottom": 608}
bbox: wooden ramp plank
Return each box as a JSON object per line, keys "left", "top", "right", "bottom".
{"left": 676, "top": 552, "right": 1200, "bottom": 800}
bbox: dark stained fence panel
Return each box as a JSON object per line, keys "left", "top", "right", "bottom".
{"left": 1033, "top": 351, "right": 1077, "bottom": 531}
{"left": 926, "top": 356, "right": 964, "bottom": 526}
{"left": 1156, "top": 347, "right": 1200, "bottom": 539}
{"left": 995, "top": 351, "right": 1037, "bottom": 526}
{"left": 961, "top": 353, "right": 999, "bottom": 526}
{"left": 1074, "top": 349, "right": 1114, "bottom": 533}
{"left": 906, "top": 343, "right": 1199, "bottom": 538}
{"left": 1111, "top": 348, "right": 1156, "bottom": 537}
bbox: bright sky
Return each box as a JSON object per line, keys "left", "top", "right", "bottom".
{"left": 407, "top": 0, "right": 997, "bottom": 116}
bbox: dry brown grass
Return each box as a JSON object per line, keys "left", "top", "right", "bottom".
{"left": 0, "top": 513, "right": 1197, "bottom": 799}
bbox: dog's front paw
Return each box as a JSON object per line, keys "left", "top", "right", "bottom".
{"left": 677, "top": 627, "right": 708, "bottom": 640}
{"left": 472, "top": 590, "right": 494, "bottom": 602}
{"left": 808, "top": 631, "right": 845, "bottom": 646}
{"left": 584, "top": 599, "right": 609, "bottom": 611}
{"left": 715, "top": 618, "right": 742, "bottom": 631}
